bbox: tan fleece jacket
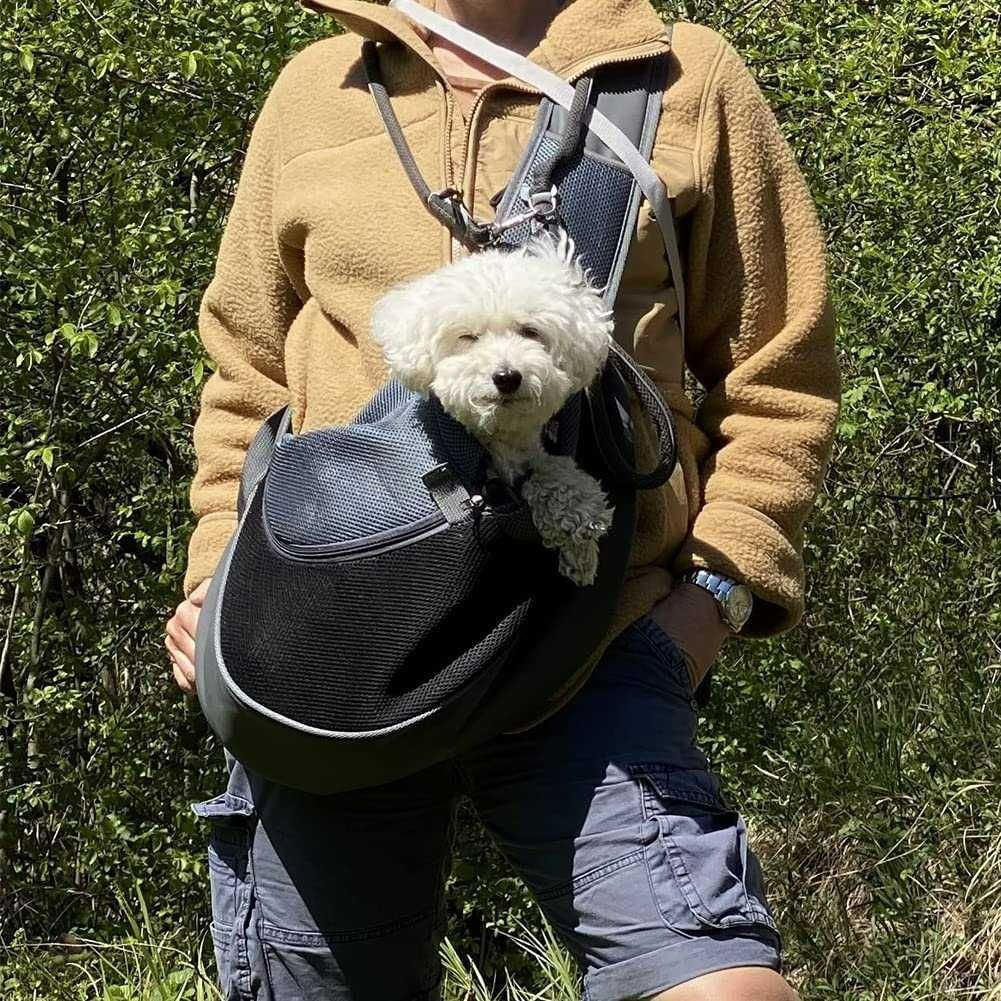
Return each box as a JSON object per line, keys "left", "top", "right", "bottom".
{"left": 184, "top": 0, "right": 840, "bottom": 710}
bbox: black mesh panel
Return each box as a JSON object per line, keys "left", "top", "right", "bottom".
{"left": 220, "top": 488, "right": 552, "bottom": 732}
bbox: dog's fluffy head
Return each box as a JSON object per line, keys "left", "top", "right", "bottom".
{"left": 370, "top": 230, "right": 613, "bottom": 442}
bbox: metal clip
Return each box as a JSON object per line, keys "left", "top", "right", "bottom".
{"left": 487, "top": 185, "right": 562, "bottom": 243}
{"left": 528, "top": 185, "right": 560, "bottom": 220}
{"left": 428, "top": 188, "right": 496, "bottom": 249}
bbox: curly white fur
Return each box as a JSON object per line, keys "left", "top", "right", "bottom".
{"left": 370, "top": 230, "right": 615, "bottom": 585}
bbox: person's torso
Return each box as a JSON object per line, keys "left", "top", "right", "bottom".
{"left": 269, "top": 0, "right": 727, "bottom": 570}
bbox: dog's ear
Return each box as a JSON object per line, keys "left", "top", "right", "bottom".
{"left": 369, "top": 283, "right": 436, "bottom": 395}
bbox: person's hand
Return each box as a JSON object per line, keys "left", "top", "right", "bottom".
{"left": 648, "top": 581, "right": 731, "bottom": 690}
{"left": 166, "top": 577, "right": 211, "bottom": 695}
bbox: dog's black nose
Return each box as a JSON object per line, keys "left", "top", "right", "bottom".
{"left": 492, "top": 368, "right": 522, "bottom": 395}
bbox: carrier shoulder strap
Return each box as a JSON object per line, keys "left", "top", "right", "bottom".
{"left": 491, "top": 52, "right": 671, "bottom": 333}
{"left": 237, "top": 404, "right": 291, "bottom": 518}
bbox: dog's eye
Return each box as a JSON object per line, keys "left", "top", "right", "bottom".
{"left": 458, "top": 333, "right": 479, "bottom": 343}
{"left": 519, "top": 326, "right": 543, "bottom": 341}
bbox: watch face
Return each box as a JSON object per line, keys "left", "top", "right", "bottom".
{"left": 722, "top": 585, "right": 753, "bottom": 629}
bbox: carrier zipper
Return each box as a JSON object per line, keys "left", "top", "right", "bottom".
{"left": 264, "top": 510, "right": 449, "bottom": 564}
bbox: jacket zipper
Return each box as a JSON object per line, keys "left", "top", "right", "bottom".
{"left": 442, "top": 39, "right": 670, "bottom": 212}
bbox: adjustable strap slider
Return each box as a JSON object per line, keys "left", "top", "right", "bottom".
{"left": 490, "top": 185, "right": 562, "bottom": 239}
{"left": 527, "top": 185, "right": 559, "bottom": 221}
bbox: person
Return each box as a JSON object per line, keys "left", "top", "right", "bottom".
{"left": 165, "top": 0, "right": 840, "bottom": 998}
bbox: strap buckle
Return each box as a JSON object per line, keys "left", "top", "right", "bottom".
{"left": 489, "top": 185, "right": 562, "bottom": 238}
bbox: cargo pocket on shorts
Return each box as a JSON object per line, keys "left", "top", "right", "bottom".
{"left": 192, "top": 792, "right": 258, "bottom": 1001}
{"left": 628, "top": 762, "right": 780, "bottom": 942}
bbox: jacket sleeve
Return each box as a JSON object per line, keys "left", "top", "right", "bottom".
{"left": 183, "top": 85, "right": 304, "bottom": 598}
{"left": 670, "top": 39, "right": 841, "bottom": 636}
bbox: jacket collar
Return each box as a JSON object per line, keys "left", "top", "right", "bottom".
{"left": 298, "top": 0, "right": 672, "bottom": 81}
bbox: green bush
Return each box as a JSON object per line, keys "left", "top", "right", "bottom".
{"left": 2, "top": 1, "right": 998, "bottom": 997}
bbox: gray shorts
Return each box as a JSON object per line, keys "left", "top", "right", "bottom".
{"left": 193, "top": 614, "right": 781, "bottom": 1001}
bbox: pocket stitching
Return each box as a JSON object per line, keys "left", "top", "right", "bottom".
{"left": 535, "top": 848, "right": 645, "bottom": 902}
{"left": 192, "top": 794, "right": 257, "bottom": 1001}
{"left": 259, "top": 906, "right": 436, "bottom": 946}
{"left": 658, "top": 814, "right": 752, "bottom": 930}
{"left": 628, "top": 763, "right": 722, "bottom": 812}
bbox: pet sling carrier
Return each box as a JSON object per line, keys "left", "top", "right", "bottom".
{"left": 194, "top": 5, "right": 685, "bottom": 795}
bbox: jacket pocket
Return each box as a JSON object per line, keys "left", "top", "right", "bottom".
{"left": 192, "top": 793, "right": 258, "bottom": 1001}
{"left": 628, "top": 763, "right": 779, "bottom": 939}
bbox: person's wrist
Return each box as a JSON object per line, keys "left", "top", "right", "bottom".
{"left": 649, "top": 582, "right": 730, "bottom": 688}
{"left": 681, "top": 569, "right": 754, "bottom": 633}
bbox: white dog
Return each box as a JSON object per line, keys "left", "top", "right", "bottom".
{"left": 370, "top": 230, "right": 615, "bottom": 585}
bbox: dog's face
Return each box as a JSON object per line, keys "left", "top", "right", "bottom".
{"left": 370, "top": 231, "right": 613, "bottom": 442}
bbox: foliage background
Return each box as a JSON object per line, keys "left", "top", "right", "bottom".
{"left": 1, "top": 0, "right": 999, "bottom": 997}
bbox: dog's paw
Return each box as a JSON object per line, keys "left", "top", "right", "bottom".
{"left": 574, "top": 496, "right": 614, "bottom": 541}
{"left": 557, "top": 537, "right": 600, "bottom": 586}
{"left": 522, "top": 458, "right": 612, "bottom": 541}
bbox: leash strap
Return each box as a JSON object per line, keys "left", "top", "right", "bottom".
{"left": 590, "top": 341, "right": 677, "bottom": 490}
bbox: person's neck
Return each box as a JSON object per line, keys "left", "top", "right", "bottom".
{"left": 432, "top": 0, "right": 566, "bottom": 55}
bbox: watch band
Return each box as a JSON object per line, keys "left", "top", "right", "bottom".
{"left": 682, "top": 568, "right": 752, "bottom": 632}
{"left": 684, "top": 568, "right": 736, "bottom": 601}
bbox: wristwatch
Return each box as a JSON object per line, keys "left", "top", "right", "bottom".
{"left": 682, "top": 569, "right": 754, "bottom": 633}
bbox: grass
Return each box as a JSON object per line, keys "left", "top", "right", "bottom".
{"left": 0, "top": 887, "right": 219, "bottom": 1001}
{"left": 0, "top": 887, "right": 584, "bottom": 1001}
{"left": 5, "top": 833, "right": 1001, "bottom": 1001}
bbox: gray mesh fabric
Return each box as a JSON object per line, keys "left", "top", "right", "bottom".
{"left": 265, "top": 381, "right": 479, "bottom": 549}
{"left": 498, "top": 137, "right": 634, "bottom": 291}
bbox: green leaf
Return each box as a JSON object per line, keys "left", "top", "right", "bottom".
{"left": 16, "top": 510, "right": 35, "bottom": 537}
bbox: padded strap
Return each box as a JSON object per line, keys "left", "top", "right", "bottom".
{"left": 389, "top": 0, "right": 686, "bottom": 337}
{"left": 237, "top": 405, "right": 291, "bottom": 518}
{"left": 530, "top": 75, "right": 592, "bottom": 197}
